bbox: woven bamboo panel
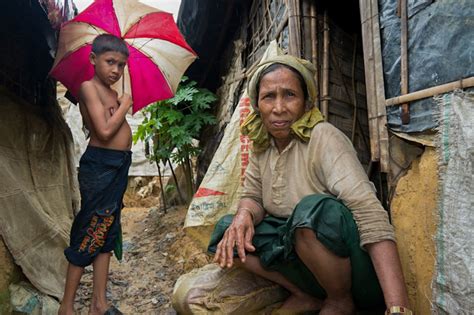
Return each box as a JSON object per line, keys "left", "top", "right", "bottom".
{"left": 243, "top": 0, "right": 371, "bottom": 166}
{"left": 245, "top": 0, "right": 289, "bottom": 67}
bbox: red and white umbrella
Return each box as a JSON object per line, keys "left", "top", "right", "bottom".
{"left": 50, "top": 0, "right": 197, "bottom": 113}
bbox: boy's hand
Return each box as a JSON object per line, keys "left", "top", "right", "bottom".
{"left": 118, "top": 93, "right": 133, "bottom": 109}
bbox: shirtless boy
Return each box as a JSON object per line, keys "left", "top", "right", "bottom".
{"left": 59, "top": 34, "right": 132, "bottom": 315}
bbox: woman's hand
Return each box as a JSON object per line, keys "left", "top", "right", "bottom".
{"left": 213, "top": 209, "right": 256, "bottom": 268}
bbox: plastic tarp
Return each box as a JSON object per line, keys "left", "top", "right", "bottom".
{"left": 0, "top": 88, "right": 79, "bottom": 298}
{"left": 9, "top": 282, "right": 59, "bottom": 314}
{"left": 172, "top": 264, "right": 288, "bottom": 314}
{"left": 38, "top": 0, "right": 75, "bottom": 29}
{"left": 433, "top": 90, "right": 474, "bottom": 313}
{"left": 379, "top": 0, "right": 474, "bottom": 132}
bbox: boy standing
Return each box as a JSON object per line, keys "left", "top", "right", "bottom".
{"left": 59, "top": 34, "right": 132, "bottom": 315}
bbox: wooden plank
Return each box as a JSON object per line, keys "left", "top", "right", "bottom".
{"left": 359, "top": 0, "right": 380, "bottom": 162}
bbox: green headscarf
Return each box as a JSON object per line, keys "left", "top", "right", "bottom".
{"left": 242, "top": 54, "right": 324, "bottom": 152}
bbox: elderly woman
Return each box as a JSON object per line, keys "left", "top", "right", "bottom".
{"left": 208, "top": 54, "right": 412, "bottom": 315}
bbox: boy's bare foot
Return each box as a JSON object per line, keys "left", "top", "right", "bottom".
{"left": 278, "top": 291, "right": 323, "bottom": 313}
{"left": 88, "top": 299, "right": 109, "bottom": 315}
{"left": 57, "top": 304, "right": 74, "bottom": 315}
{"left": 319, "top": 296, "right": 355, "bottom": 315}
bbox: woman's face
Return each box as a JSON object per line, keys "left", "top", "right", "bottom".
{"left": 257, "top": 66, "right": 306, "bottom": 151}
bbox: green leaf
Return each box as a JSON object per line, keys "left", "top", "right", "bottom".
{"left": 133, "top": 77, "right": 217, "bottom": 187}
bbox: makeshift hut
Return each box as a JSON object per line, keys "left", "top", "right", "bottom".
{"left": 176, "top": 0, "right": 473, "bottom": 314}
{"left": 0, "top": 0, "right": 77, "bottom": 312}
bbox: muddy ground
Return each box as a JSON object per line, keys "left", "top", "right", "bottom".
{"left": 73, "top": 193, "right": 211, "bottom": 314}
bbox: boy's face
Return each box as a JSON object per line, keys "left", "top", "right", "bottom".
{"left": 90, "top": 51, "right": 128, "bottom": 86}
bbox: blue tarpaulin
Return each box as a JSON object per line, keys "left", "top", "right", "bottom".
{"left": 379, "top": 0, "right": 474, "bottom": 132}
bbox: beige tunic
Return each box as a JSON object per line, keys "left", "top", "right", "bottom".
{"left": 241, "top": 122, "right": 395, "bottom": 247}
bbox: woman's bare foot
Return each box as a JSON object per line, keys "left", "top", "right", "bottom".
{"left": 278, "top": 291, "right": 323, "bottom": 313}
{"left": 319, "top": 296, "right": 355, "bottom": 315}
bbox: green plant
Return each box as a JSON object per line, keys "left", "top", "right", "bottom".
{"left": 133, "top": 76, "right": 217, "bottom": 210}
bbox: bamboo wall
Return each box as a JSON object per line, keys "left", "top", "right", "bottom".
{"left": 243, "top": 0, "right": 371, "bottom": 166}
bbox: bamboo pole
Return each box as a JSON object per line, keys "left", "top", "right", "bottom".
{"left": 400, "top": 0, "right": 410, "bottom": 124}
{"left": 321, "top": 10, "right": 330, "bottom": 120}
{"left": 302, "top": 0, "right": 312, "bottom": 60}
{"left": 156, "top": 160, "right": 167, "bottom": 213}
{"left": 310, "top": 1, "right": 319, "bottom": 108}
{"left": 295, "top": 0, "right": 302, "bottom": 56}
{"left": 167, "top": 158, "right": 185, "bottom": 204}
{"left": 371, "top": 0, "right": 390, "bottom": 172}
{"left": 287, "top": 0, "right": 301, "bottom": 57}
{"left": 385, "top": 76, "right": 474, "bottom": 106}
{"left": 351, "top": 33, "right": 358, "bottom": 143}
{"left": 275, "top": 13, "right": 289, "bottom": 39}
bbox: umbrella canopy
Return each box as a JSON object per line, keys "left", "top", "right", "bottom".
{"left": 50, "top": 0, "right": 197, "bottom": 113}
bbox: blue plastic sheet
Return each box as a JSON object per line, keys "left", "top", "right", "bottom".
{"left": 379, "top": 0, "right": 474, "bottom": 132}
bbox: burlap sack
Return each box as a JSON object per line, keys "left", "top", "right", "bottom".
{"left": 172, "top": 263, "right": 288, "bottom": 314}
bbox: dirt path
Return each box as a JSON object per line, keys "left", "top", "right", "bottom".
{"left": 74, "top": 206, "right": 210, "bottom": 314}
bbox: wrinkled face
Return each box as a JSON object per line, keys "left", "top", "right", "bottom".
{"left": 257, "top": 67, "right": 307, "bottom": 150}
{"left": 90, "top": 51, "right": 128, "bottom": 86}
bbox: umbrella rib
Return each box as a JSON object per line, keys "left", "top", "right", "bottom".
{"left": 130, "top": 17, "right": 144, "bottom": 46}
{"left": 90, "top": 24, "right": 102, "bottom": 35}
{"left": 134, "top": 39, "right": 153, "bottom": 52}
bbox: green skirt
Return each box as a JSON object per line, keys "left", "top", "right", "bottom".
{"left": 208, "top": 194, "right": 384, "bottom": 309}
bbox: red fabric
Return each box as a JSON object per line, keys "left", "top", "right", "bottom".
{"left": 127, "top": 45, "right": 174, "bottom": 112}
{"left": 124, "top": 12, "right": 195, "bottom": 54}
{"left": 50, "top": 45, "right": 94, "bottom": 98}
{"left": 68, "top": 0, "right": 120, "bottom": 36}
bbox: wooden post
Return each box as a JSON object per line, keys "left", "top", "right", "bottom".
{"left": 400, "top": 0, "right": 410, "bottom": 124}
{"left": 321, "top": 10, "right": 330, "bottom": 120}
{"left": 310, "top": 1, "right": 319, "bottom": 108}
{"left": 359, "top": 0, "right": 390, "bottom": 172}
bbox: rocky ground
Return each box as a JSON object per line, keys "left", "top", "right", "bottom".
{"left": 73, "top": 202, "right": 211, "bottom": 314}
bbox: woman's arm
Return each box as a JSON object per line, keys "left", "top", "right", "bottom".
{"left": 366, "top": 241, "right": 410, "bottom": 310}
{"left": 313, "top": 124, "right": 410, "bottom": 310}
{"left": 213, "top": 198, "right": 265, "bottom": 268}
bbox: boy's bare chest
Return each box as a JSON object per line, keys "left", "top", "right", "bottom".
{"left": 98, "top": 90, "right": 119, "bottom": 116}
